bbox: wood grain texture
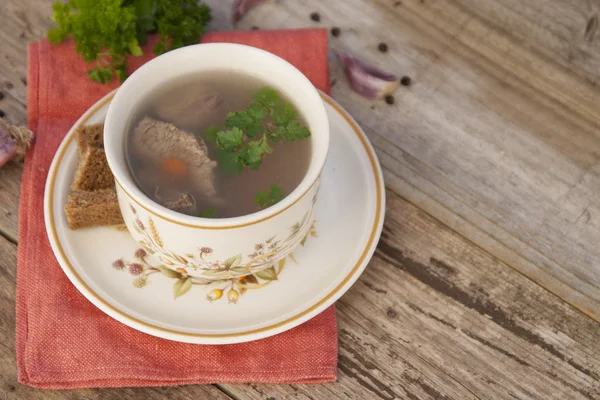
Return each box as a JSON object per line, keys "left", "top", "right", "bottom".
{"left": 2, "top": 0, "right": 600, "bottom": 398}
{"left": 219, "top": 190, "right": 600, "bottom": 399}
{"left": 0, "top": 163, "right": 22, "bottom": 242}
{"left": 316, "top": 0, "right": 600, "bottom": 319}
{"left": 0, "top": 0, "right": 52, "bottom": 242}
{"left": 0, "top": 0, "right": 51, "bottom": 126}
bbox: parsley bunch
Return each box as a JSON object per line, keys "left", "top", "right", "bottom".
{"left": 48, "top": 0, "right": 211, "bottom": 83}
{"left": 206, "top": 88, "right": 311, "bottom": 175}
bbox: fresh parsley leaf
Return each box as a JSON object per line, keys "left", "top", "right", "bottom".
{"left": 115, "top": 69, "right": 127, "bottom": 83}
{"left": 245, "top": 123, "right": 264, "bottom": 139}
{"left": 268, "top": 126, "right": 284, "bottom": 143}
{"left": 49, "top": 0, "right": 139, "bottom": 78}
{"left": 271, "top": 102, "right": 296, "bottom": 125}
{"left": 153, "top": 0, "right": 211, "bottom": 52}
{"left": 204, "top": 125, "right": 220, "bottom": 144}
{"left": 208, "top": 129, "right": 243, "bottom": 176}
{"left": 48, "top": 0, "right": 211, "bottom": 83}
{"left": 255, "top": 184, "right": 285, "bottom": 209}
{"left": 133, "top": 0, "right": 155, "bottom": 45}
{"left": 215, "top": 148, "right": 243, "bottom": 176}
{"left": 113, "top": 58, "right": 128, "bottom": 83}
{"left": 128, "top": 39, "right": 143, "bottom": 56}
{"left": 87, "top": 66, "right": 113, "bottom": 84}
{"left": 47, "top": 28, "right": 64, "bottom": 44}
{"left": 269, "top": 184, "right": 285, "bottom": 203}
{"left": 242, "top": 136, "right": 272, "bottom": 170}
{"left": 153, "top": 40, "right": 166, "bottom": 54}
{"left": 48, "top": 2, "right": 72, "bottom": 44}
{"left": 115, "top": 67, "right": 127, "bottom": 83}
{"left": 216, "top": 127, "right": 243, "bottom": 151}
{"left": 254, "top": 191, "right": 269, "bottom": 209}
{"left": 225, "top": 108, "right": 265, "bottom": 138}
{"left": 198, "top": 207, "right": 217, "bottom": 218}
{"left": 256, "top": 135, "right": 273, "bottom": 154}
{"left": 87, "top": 68, "right": 100, "bottom": 82}
{"left": 282, "top": 120, "right": 311, "bottom": 141}
{"left": 224, "top": 111, "right": 254, "bottom": 129}
{"left": 210, "top": 87, "right": 310, "bottom": 174}
{"left": 247, "top": 102, "right": 268, "bottom": 120}
{"left": 253, "top": 88, "right": 278, "bottom": 109}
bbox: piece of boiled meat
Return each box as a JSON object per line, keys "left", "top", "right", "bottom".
{"left": 132, "top": 117, "right": 218, "bottom": 199}
{"left": 154, "top": 86, "right": 223, "bottom": 131}
{"left": 154, "top": 186, "right": 198, "bottom": 215}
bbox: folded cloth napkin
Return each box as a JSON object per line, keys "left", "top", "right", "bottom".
{"left": 17, "top": 29, "right": 337, "bottom": 389}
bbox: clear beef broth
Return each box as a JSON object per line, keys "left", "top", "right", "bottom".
{"left": 125, "top": 71, "right": 312, "bottom": 218}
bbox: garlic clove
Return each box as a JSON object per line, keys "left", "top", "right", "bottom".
{"left": 335, "top": 50, "right": 399, "bottom": 99}
{"left": 0, "top": 119, "right": 33, "bottom": 167}
{"left": 232, "top": 0, "right": 276, "bottom": 24}
{"left": 0, "top": 122, "right": 17, "bottom": 168}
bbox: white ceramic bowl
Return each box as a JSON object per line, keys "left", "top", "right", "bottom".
{"left": 104, "top": 43, "right": 329, "bottom": 281}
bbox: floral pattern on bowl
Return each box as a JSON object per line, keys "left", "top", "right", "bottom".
{"left": 129, "top": 202, "right": 316, "bottom": 280}
{"left": 112, "top": 221, "right": 317, "bottom": 303}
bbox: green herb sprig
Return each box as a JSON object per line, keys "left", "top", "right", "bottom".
{"left": 197, "top": 207, "right": 217, "bottom": 218}
{"left": 255, "top": 184, "right": 285, "bottom": 209}
{"left": 206, "top": 88, "right": 311, "bottom": 174}
{"left": 48, "top": 0, "right": 211, "bottom": 83}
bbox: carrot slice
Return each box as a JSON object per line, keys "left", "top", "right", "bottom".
{"left": 161, "top": 158, "right": 188, "bottom": 177}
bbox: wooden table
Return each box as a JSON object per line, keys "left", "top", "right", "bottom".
{"left": 2, "top": 0, "right": 600, "bottom": 399}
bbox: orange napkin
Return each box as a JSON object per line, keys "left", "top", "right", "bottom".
{"left": 17, "top": 29, "right": 337, "bottom": 389}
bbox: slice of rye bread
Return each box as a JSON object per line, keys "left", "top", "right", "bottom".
{"left": 65, "top": 189, "right": 124, "bottom": 230}
{"left": 76, "top": 122, "right": 104, "bottom": 154}
{"left": 70, "top": 145, "right": 114, "bottom": 191}
{"left": 65, "top": 122, "right": 123, "bottom": 230}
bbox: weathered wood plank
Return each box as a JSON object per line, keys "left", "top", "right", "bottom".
{"left": 219, "top": 190, "right": 600, "bottom": 400}
{"left": 0, "top": 0, "right": 53, "bottom": 126}
{"left": 452, "top": 0, "right": 600, "bottom": 85}
{"left": 264, "top": 0, "right": 600, "bottom": 319}
{"left": 2, "top": 0, "right": 600, "bottom": 398}
{"left": 0, "top": 163, "right": 22, "bottom": 242}
{"left": 0, "top": 0, "right": 55, "bottom": 242}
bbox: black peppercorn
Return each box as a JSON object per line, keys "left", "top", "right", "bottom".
{"left": 251, "top": 26, "right": 259, "bottom": 30}
{"left": 400, "top": 76, "right": 412, "bottom": 86}
{"left": 384, "top": 95, "right": 395, "bottom": 105}
{"left": 0, "top": 109, "right": 5, "bottom": 118}
{"left": 0, "top": 92, "right": 4, "bottom": 100}
{"left": 331, "top": 27, "right": 341, "bottom": 37}
{"left": 378, "top": 43, "right": 389, "bottom": 53}
{"left": 310, "top": 12, "right": 320, "bottom": 22}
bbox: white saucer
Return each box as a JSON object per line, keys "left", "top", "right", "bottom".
{"left": 44, "top": 90, "right": 385, "bottom": 344}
